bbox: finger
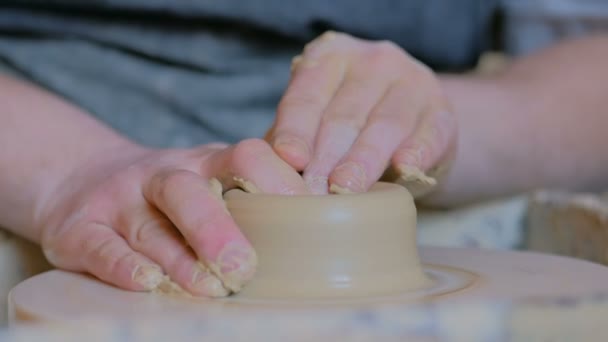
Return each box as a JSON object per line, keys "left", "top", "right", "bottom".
{"left": 393, "top": 109, "right": 456, "bottom": 173}
{"left": 205, "top": 138, "right": 308, "bottom": 195}
{"left": 43, "top": 221, "right": 165, "bottom": 292}
{"left": 303, "top": 47, "right": 398, "bottom": 194}
{"left": 143, "top": 169, "right": 255, "bottom": 293}
{"left": 119, "top": 209, "right": 228, "bottom": 297}
{"left": 328, "top": 80, "right": 424, "bottom": 193}
{"left": 390, "top": 109, "right": 457, "bottom": 198}
{"left": 269, "top": 34, "right": 350, "bottom": 170}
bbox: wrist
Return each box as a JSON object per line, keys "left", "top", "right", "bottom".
{"left": 421, "top": 74, "right": 520, "bottom": 207}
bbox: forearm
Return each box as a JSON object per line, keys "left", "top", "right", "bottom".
{"left": 430, "top": 35, "right": 608, "bottom": 206}
{"left": 0, "top": 75, "right": 141, "bottom": 241}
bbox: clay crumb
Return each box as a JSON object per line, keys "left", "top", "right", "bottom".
{"left": 397, "top": 165, "right": 437, "bottom": 186}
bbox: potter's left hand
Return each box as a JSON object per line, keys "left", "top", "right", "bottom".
{"left": 266, "top": 32, "right": 457, "bottom": 194}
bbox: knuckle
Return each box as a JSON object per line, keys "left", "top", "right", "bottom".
{"left": 87, "top": 231, "right": 120, "bottom": 261}
{"left": 233, "top": 138, "right": 270, "bottom": 154}
{"left": 278, "top": 91, "right": 324, "bottom": 113}
{"left": 358, "top": 41, "right": 403, "bottom": 74}
{"left": 103, "top": 249, "right": 134, "bottom": 279}
{"left": 323, "top": 112, "right": 367, "bottom": 132}
{"left": 420, "top": 70, "right": 441, "bottom": 91}
{"left": 353, "top": 142, "right": 384, "bottom": 164}
{"left": 365, "top": 43, "right": 434, "bottom": 85}
{"left": 132, "top": 218, "right": 169, "bottom": 247}
{"left": 150, "top": 169, "right": 192, "bottom": 203}
{"left": 402, "top": 60, "right": 436, "bottom": 88}
{"left": 370, "top": 40, "right": 401, "bottom": 60}
{"left": 41, "top": 205, "right": 101, "bottom": 264}
{"left": 368, "top": 110, "right": 403, "bottom": 127}
{"left": 165, "top": 254, "right": 195, "bottom": 284}
{"left": 306, "top": 31, "right": 344, "bottom": 52}
{"left": 166, "top": 247, "right": 193, "bottom": 271}
{"left": 84, "top": 230, "right": 133, "bottom": 277}
{"left": 375, "top": 40, "right": 400, "bottom": 52}
{"left": 231, "top": 138, "right": 272, "bottom": 164}
{"left": 80, "top": 231, "right": 123, "bottom": 274}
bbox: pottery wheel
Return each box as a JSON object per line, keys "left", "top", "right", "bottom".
{"left": 9, "top": 246, "right": 608, "bottom": 323}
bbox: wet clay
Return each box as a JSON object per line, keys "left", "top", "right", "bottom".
{"left": 224, "top": 182, "right": 430, "bottom": 299}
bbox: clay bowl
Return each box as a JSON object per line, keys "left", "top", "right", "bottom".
{"left": 224, "top": 182, "right": 430, "bottom": 299}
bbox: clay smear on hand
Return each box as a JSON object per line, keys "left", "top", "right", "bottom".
{"left": 153, "top": 177, "right": 256, "bottom": 297}
{"left": 397, "top": 165, "right": 437, "bottom": 186}
{"left": 208, "top": 242, "right": 258, "bottom": 293}
{"left": 393, "top": 165, "right": 438, "bottom": 198}
{"left": 328, "top": 183, "right": 354, "bottom": 194}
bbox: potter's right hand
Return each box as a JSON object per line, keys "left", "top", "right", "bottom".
{"left": 37, "top": 139, "right": 307, "bottom": 297}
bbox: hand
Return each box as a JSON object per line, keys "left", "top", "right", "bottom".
{"left": 37, "top": 139, "right": 307, "bottom": 297}
{"left": 266, "top": 32, "right": 457, "bottom": 195}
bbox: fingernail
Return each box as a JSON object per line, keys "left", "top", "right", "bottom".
{"left": 156, "top": 277, "right": 190, "bottom": 296}
{"left": 305, "top": 175, "right": 329, "bottom": 194}
{"left": 274, "top": 136, "right": 310, "bottom": 161}
{"left": 209, "top": 242, "right": 257, "bottom": 293}
{"left": 132, "top": 264, "right": 164, "bottom": 290}
{"left": 400, "top": 148, "right": 424, "bottom": 167}
{"left": 331, "top": 162, "right": 366, "bottom": 192}
{"left": 329, "top": 183, "right": 353, "bottom": 194}
{"left": 192, "top": 262, "right": 230, "bottom": 297}
{"left": 42, "top": 248, "right": 60, "bottom": 265}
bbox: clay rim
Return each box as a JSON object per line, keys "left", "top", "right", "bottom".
{"left": 224, "top": 182, "right": 412, "bottom": 200}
